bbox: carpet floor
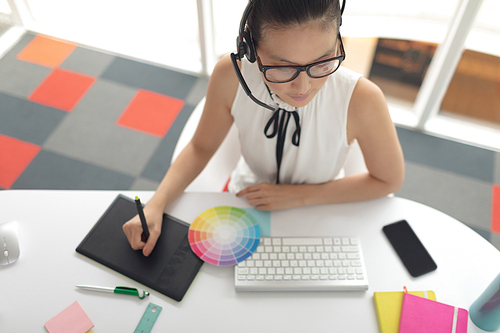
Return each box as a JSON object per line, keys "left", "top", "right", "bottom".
{"left": 1, "top": 32, "right": 499, "bottom": 251}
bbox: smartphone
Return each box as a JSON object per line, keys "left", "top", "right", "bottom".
{"left": 382, "top": 220, "right": 437, "bottom": 277}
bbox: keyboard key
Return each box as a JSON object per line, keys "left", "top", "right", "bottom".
{"left": 282, "top": 238, "right": 323, "bottom": 246}
{"left": 342, "top": 246, "right": 359, "bottom": 252}
{"left": 323, "top": 238, "right": 333, "bottom": 245}
{"left": 238, "top": 268, "right": 249, "bottom": 275}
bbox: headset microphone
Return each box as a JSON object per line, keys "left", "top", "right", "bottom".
{"left": 230, "top": 0, "right": 278, "bottom": 112}
{"left": 230, "top": 53, "right": 277, "bottom": 112}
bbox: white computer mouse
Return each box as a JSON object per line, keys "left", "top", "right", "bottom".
{"left": 0, "top": 221, "right": 20, "bottom": 265}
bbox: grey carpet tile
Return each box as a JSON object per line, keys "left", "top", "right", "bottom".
{"left": 490, "top": 233, "right": 500, "bottom": 251}
{"left": 1, "top": 32, "right": 35, "bottom": 60}
{"left": 185, "top": 77, "right": 209, "bottom": 106}
{"left": 397, "top": 127, "right": 496, "bottom": 183}
{"left": 396, "top": 161, "right": 492, "bottom": 231}
{"left": 101, "top": 57, "right": 198, "bottom": 100}
{"left": 469, "top": 226, "right": 493, "bottom": 243}
{"left": 130, "top": 177, "right": 160, "bottom": 191}
{"left": 495, "top": 152, "right": 500, "bottom": 184}
{"left": 43, "top": 109, "right": 161, "bottom": 177}
{"left": 0, "top": 92, "right": 66, "bottom": 145}
{"left": 0, "top": 56, "right": 52, "bottom": 98}
{"left": 60, "top": 46, "right": 115, "bottom": 77}
{"left": 141, "top": 103, "right": 196, "bottom": 183}
{"left": 12, "top": 150, "right": 135, "bottom": 190}
{"left": 69, "top": 78, "right": 137, "bottom": 122}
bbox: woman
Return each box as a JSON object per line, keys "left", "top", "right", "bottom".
{"left": 123, "top": 0, "right": 404, "bottom": 256}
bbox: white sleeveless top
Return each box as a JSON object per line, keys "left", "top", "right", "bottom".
{"left": 228, "top": 59, "right": 362, "bottom": 193}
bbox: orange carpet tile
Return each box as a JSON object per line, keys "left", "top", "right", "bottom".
{"left": 0, "top": 134, "right": 41, "bottom": 189}
{"left": 116, "top": 89, "right": 185, "bottom": 138}
{"left": 16, "top": 34, "right": 77, "bottom": 68}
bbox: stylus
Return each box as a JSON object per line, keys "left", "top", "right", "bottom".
{"left": 135, "top": 196, "right": 150, "bottom": 242}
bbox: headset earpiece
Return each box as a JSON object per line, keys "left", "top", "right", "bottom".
{"left": 240, "top": 30, "right": 256, "bottom": 63}
{"left": 235, "top": 1, "right": 257, "bottom": 63}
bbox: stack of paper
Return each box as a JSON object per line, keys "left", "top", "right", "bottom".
{"left": 374, "top": 290, "right": 468, "bottom": 333}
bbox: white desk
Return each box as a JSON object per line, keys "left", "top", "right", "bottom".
{"left": 1, "top": 190, "right": 499, "bottom": 332}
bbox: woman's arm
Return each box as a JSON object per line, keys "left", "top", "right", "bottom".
{"left": 123, "top": 55, "right": 239, "bottom": 256}
{"left": 237, "top": 77, "right": 405, "bottom": 210}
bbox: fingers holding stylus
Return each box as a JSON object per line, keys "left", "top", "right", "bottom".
{"left": 123, "top": 216, "right": 146, "bottom": 250}
{"left": 122, "top": 214, "right": 162, "bottom": 257}
{"left": 142, "top": 227, "right": 161, "bottom": 257}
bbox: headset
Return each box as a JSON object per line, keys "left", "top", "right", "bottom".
{"left": 230, "top": 0, "right": 346, "bottom": 112}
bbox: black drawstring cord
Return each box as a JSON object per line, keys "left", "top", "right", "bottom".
{"left": 264, "top": 108, "right": 301, "bottom": 184}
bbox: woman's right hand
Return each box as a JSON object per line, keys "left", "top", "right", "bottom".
{"left": 122, "top": 205, "right": 163, "bottom": 257}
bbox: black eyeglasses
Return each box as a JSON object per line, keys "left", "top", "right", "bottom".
{"left": 256, "top": 34, "right": 346, "bottom": 84}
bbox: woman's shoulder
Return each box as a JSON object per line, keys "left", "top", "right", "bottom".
{"left": 351, "top": 77, "right": 386, "bottom": 108}
{"left": 347, "top": 76, "right": 390, "bottom": 139}
{"left": 206, "top": 54, "right": 240, "bottom": 110}
{"left": 212, "top": 54, "right": 239, "bottom": 82}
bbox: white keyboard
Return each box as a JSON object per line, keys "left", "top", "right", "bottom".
{"left": 235, "top": 237, "right": 368, "bottom": 291}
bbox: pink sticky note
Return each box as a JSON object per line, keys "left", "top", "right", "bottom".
{"left": 45, "top": 301, "right": 94, "bottom": 333}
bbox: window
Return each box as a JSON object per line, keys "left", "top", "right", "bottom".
{"left": 342, "top": 0, "right": 460, "bottom": 112}
{"left": 24, "top": 0, "right": 200, "bottom": 73}
{"left": 0, "top": 0, "right": 13, "bottom": 36}
{"left": 439, "top": 0, "right": 500, "bottom": 127}
{"left": 4, "top": 0, "right": 499, "bottom": 148}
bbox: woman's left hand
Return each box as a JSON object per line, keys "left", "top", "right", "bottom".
{"left": 236, "top": 182, "right": 303, "bottom": 211}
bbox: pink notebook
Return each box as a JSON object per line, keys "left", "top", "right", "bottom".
{"left": 398, "top": 293, "right": 468, "bottom": 333}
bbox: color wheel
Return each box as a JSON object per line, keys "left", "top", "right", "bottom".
{"left": 188, "top": 206, "right": 261, "bottom": 266}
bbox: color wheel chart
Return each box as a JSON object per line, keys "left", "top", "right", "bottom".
{"left": 188, "top": 206, "right": 261, "bottom": 266}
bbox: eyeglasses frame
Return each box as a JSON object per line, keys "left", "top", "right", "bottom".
{"left": 256, "top": 33, "right": 346, "bottom": 84}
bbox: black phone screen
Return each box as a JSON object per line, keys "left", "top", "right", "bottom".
{"left": 382, "top": 220, "right": 437, "bottom": 277}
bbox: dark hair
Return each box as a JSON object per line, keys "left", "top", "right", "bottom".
{"left": 247, "top": 0, "right": 341, "bottom": 47}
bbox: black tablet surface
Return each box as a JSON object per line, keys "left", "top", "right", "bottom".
{"left": 76, "top": 194, "right": 203, "bottom": 302}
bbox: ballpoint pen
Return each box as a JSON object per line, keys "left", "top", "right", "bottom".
{"left": 76, "top": 285, "right": 150, "bottom": 299}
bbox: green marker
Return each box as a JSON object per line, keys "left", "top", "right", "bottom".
{"left": 76, "top": 285, "right": 150, "bottom": 299}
